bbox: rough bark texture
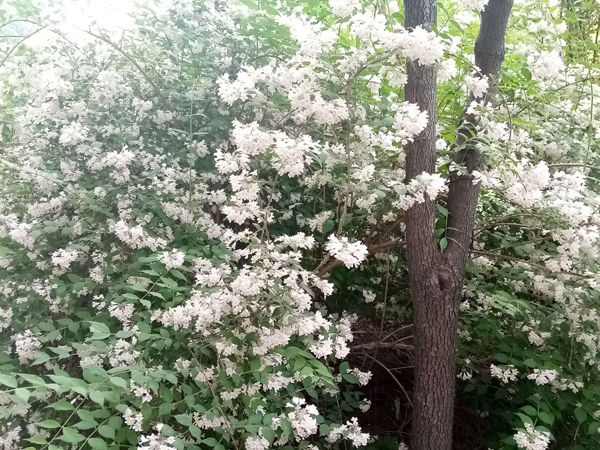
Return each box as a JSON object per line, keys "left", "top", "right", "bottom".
{"left": 404, "top": 1, "right": 513, "bottom": 449}
{"left": 446, "top": 0, "right": 514, "bottom": 278}
{"left": 403, "top": 1, "right": 460, "bottom": 449}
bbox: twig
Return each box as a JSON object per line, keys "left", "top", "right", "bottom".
{"left": 314, "top": 240, "right": 405, "bottom": 277}
{"left": 352, "top": 342, "right": 414, "bottom": 352}
{"left": 0, "top": 24, "right": 48, "bottom": 70}
{"left": 79, "top": 28, "right": 167, "bottom": 105}
{"left": 471, "top": 250, "right": 589, "bottom": 278}
{"left": 360, "top": 353, "right": 413, "bottom": 407}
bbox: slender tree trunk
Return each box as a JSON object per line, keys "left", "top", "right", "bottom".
{"left": 404, "top": 1, "right": 513, "bottom": 449}
{"left": 403, "top": 0, "right": 459, "bottom": 449}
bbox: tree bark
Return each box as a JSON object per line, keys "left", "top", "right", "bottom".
{"left": 404, "top": 1, "right": 513, "bottom": 449}
{"left": 403, "top": 1, "right": 460, "bottom": 449}
{"left": 446, "top": 0, "right": 514, "bottom": 279}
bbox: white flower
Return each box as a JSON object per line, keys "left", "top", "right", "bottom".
{"left": 325, "top": 235, "right": 369, "bottom": 268}
{"left": 51, "top": 248, "right": 79, "bottom": 270}
{"left": 359, "top": 399, "right": 371, "bottom": 412}
{"left": 393, "top": 102, "right": 429, "bottom": 140}
{"left": 465, "top": 74, "right": 489, "bottom": 99}
{"left": 0, "top": 308, "right": 14, "bottom": 332}
{"left": 349, "top": 368, "right": 373, "bottom": 386}
{"left": 514, "top": 423, "right": 550, "bottom": 450}
{"left": 527, "top": 369, "right": 558, "bottom": 385}
{"left": 245, "top": 436, "right": 269, "bottom": 450}
{"left": 352, "top": 164, "right": 375, "bottom": 183}
{"left": 329, "top": 0, "right": 362, "bottom": 17}
{"left": 529, "top": 50, "right": 564, "bottom": 81}
{"left": 285, "top": 398, "right": 319, "bottom": 441}
{"left": 327, "top": 418, "right": 370, "bottom": 447}
{"left": 123, "top": 407, "right": 143, "bottom": 432}
{"left": 400, "top": 26, "right": 445, "bottom": 65}
{"left": 12, "top": 330, "right": 42, "bottom": 364}
{"left": 490, "top": 364, "right": 518, "bottom": 383}
{"left": 362, "top": 290, "right": 376, "bottom": 303}
{"left": 460, "top": 0, "right": 489, "bottom": 12}
{"left": 438, "top": 59, "right": 458, "bottom": 81}
{"left": 159, "top": 249, "right": 186, "bottom": 270}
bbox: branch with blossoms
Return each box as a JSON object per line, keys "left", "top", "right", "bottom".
{"left": 313, "top": 238, "right": 406, "bottom": 278}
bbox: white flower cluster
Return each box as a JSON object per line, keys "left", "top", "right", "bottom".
{"left": 138, "top": 424, "right": 176, "bottom": 450}
{"left": 12, "top": 330, "right": 42, "bottom": 364}
{"left": 394, "top": 172, "right": 448, "bottom": 210}
{"left": 349, "top": 368, "right": 373, "bottom": 386}
{"left": 51, "top": 248, "right": 78, "bottom": 271}
{"left": 329, "top": 0, "right": 362, "bottom": 18}
{"left": 490, "top": 364, "right": 519, "bottom": 383}
{"left": 465, "top": 74, "right": 489, "bottom": 99}
{"left": 514, "top": 423, "right": 550, "bottom": 450}
{"left": 460, "top": 0, "right": 489, "bottom": 12}
{"left": 158, "top": 249, "right": 186, "bottom": 270}
{"left": 123, "top": 407, "right": 143, "bottom": 432}
{"left": 528, "top": 50, "right": 565, "bottom": 81}
{"left": 245, "top": 436, "right": 269, "bottom": 450}
{"left": 527, "top": 369, "right": 558, "bottom": 385}
{"left": 110, "top": 220, "right": 167, "bottom": 251}
{"left": 327, "top": 417, "right": 370, "bottom": 447}
{"left": 325, "top": 235, "right": 369, "bottom": 269}
{"left": 393, "top": 102, "right": 429, "bottom": 141}
{"left": 285, "top": 397, "right": 319, "bottom": 440}
{"left": 0, "top": 307, "right": 13, "bottom": 331}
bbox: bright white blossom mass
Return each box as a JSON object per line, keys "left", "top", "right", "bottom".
{"left": 0, "top": 0, "right": 599, "bottom": 449}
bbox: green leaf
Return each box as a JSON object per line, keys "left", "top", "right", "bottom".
{"left": 575, "top": 407, "right": 587, "bottom": 424}
{"left": 90, "top": 390, "right": 105, "bottom": 406}
{"left": 98, "top": 424, "right": 116, "bottom": 440}
{"left": 439, "top": 237, "right": 448, "bottom": 251}
{"left": 520, "top": 405, "right": 537, "bottom": 416}
{"left": 49, "top": 400, "right": 75, "bottom": 411}
{"left": 202, "top": 438, "right": 219, "bottom": 447}
{"left": 18, "top": 374, "right": 45, "bottom": 385}
{"left": 89, "top": 321, "right": 111, "bottom": 340}
{"left": 262, "top": 426, "right": 276, "bottom": 444}
{"left": 170, "top": 269, "right": 187, "bottom": 281}
{"left": 59, "top": 427, "right": 85, "bottom": 443}
{"left": 0, "top": 374, "right": 18, "bottom": 388}
{"left": 175, "top": 414, "right": 193, "bottom": 426}
{"left": 27, "top": 436, "right": 48, "bottom": 445}
{"left": 110, "top": 377, "right": 128, "bottom": 389}
{"left": 538, "top": 411, "right": 554, "bottom": 425}
{"left": 517, "top": 413, "right": 534, "bottom": 425}
{"left": 587, "top": 421, "right": 600, "bottom": 435}
{"left": 89, "top": 438, "right": 108, "bottom": 450}
{"left": 342, "top": 373, "right": 359, "bottom": 384}
{"left": 38, "top": 420, "right": 61, "bottom": 429}
{"left": 32, "top": 352, "right": 50, "bottom": 365}
{"left": 339, "top": 361, "right": 350, "bottom": 374}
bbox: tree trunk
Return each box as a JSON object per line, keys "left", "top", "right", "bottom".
{"left": 404, "top": 1, "right": 513, "bottom": 449}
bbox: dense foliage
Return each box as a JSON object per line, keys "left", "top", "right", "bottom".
{"left": 1, "top": 0, "right": 600, "bottom": 449}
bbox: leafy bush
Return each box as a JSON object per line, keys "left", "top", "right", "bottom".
{"left": 1, "top": 0, "right": 600, "bottom": 449}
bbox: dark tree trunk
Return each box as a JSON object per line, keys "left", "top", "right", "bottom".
{"left": 404, "top": 1, "right": 513, "bottom": 449}
{"left": 403, "top": 1, "right": 460, "bottom": 449}
{"left": 446, "top": 0, "right": 514, "bottom": 277}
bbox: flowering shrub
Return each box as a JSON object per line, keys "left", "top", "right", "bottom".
{"left": 1, "top": 0, "right": 600, "bottom": 449}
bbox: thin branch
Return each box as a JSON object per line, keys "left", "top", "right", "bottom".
{"left": 352, "top": 342, "right": 414, "bottom": 352}
{"left": 79, "top": 28, "right": 167, "bottom": 105}
{"left": 359, "top": 353, "right": 413, "bottom": 407}
{"left": 313, "top": 240, "right": 406, "bottom": 277}
{"left": 471, "top": 250, "right": 589, "bottom": 278}
{"left": 0, "top": 24, "right": 48, "bottom": 70}
{"left": 549, "top": 163, "right": 600, "bottom": 171}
